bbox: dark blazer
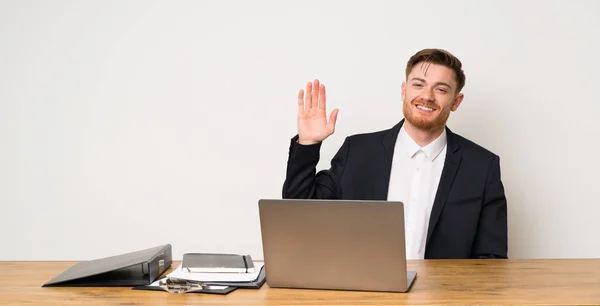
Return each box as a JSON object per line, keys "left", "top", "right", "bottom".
{"left": 282, "top": 119, "right": 508, "bottom": 259}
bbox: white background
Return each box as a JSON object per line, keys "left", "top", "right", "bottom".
{"left": 1, "top": 0, "right": 599, "bottom": 260}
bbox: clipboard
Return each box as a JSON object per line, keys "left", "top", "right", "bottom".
{"left": 132, "top": 263, "right": 266, "bottom": 294}
{"left": 133, "top": 277, "right": 238, "bottom": 294}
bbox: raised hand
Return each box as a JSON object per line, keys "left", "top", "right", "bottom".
{"left": 297, "top": 79, "right": 339, "bottom": 145}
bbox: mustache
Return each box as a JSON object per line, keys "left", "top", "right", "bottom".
{"left": 411, "top": 98, "right": 439, "bottom": 109}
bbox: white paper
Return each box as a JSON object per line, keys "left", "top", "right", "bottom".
{"left": 167, "top": 262, "right": 264, "bottom": 282}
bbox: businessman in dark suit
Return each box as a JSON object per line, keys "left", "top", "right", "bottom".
{"left": 282, "top": 48, "right": 507, "bottom": 259}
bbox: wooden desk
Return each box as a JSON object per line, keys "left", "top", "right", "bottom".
{"left": 1, "top": 259, "right": 599, "bottom": 305}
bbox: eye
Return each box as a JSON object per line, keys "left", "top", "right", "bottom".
{"left": 436, "top": 87, "right": 448, "bottom": 94}
{"left": 412, "top": 83, "right": 423, "bottom": 88}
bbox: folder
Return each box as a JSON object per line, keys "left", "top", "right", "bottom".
{"left": 42, "top": 244, "right": 172, "bottom": 287}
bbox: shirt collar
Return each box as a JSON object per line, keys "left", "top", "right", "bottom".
{"left": 398, "top": 125, "right": 447, "bottom": 161}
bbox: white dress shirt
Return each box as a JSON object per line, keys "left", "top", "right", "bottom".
{"left": 386, "top": 125, "right": 447, "bottom": 260}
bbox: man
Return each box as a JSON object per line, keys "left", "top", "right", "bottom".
{"left": 282, "top": 48, "right": 508, "bottom": 259}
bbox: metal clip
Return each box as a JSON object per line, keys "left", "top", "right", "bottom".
{"left": 158, "top": 277, "right": 206, "bottom": 294}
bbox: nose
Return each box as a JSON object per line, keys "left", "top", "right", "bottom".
{"left": 420, "top": 87, "right": 435, "bottom": 102}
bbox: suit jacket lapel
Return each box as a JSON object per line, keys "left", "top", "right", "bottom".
{"left": 426, "top": 126, "right": 461, "bottom": 245}
{"left": 371, "top": 120, "right": 404, "bottom": 200}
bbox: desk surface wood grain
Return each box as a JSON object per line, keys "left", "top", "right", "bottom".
{"left": 1, "top": 259, "right": 600, "bottom": 305}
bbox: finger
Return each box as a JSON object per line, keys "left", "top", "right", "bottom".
{"left": 311, "top": 79, "right": 319, "bottom": 109}
{"left": 298, "top": 89, "right": 304, "bottom": 113}
{"left": 318, "top": 84, "right": 326, "bottom": 111}
{"left": 305, "top": 81, "right": 312, "bottom": 109}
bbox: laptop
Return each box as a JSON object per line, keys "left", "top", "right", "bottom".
{"left": 258, "top": 199, "right": 417, "bottom": 292}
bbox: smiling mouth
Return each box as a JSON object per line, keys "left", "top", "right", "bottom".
{"left": 415, "top": 104, "right": 436, "bottom": 112}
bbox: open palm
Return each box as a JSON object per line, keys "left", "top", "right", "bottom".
{"left": 297, "top": 79, "right": 339, "bottom": 145}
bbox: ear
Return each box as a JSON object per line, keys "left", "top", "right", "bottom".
{"left": 401, "top": 82, "right": 406, "bottom": 101}
{"left": 451, "top": 93, "right": 464, "bottom": 111}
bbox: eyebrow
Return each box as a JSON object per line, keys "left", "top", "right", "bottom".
{"left": 410, "top": 78, "right": 452, "bottom": 88}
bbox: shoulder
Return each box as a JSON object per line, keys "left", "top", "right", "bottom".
{"left": 451, "top": 130, "right": 500, "bottom": 163}
{"left": 342, "top": 126, "right": 395, "bottom": 148}
{"left": 347, "top": 128, "right": 389, "bottom": 141}
{"left": 345, "top": 121, "right": 401, "bottom": 143}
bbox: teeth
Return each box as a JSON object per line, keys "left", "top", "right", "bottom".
{"left": 416, "top": 105, "right": 434, "bottom": 111}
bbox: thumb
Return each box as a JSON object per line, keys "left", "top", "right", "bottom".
{"left": 328, "top": 108, "right": 339, "bottom": 132}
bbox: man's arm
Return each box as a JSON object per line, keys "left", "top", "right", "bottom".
{"left": 282, "top": 79, "right": 343, "bottom": 199}
{"left": 471, "top": 155, "right": 509, "bottom": 259}
{"left": 282, "top": 136, "right": 349, "bottom": 199}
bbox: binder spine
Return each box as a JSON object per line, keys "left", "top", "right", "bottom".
{"left": 148, "top": 245, "right": 172, "bottom": 282}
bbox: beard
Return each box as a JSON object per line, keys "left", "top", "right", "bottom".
{"left": 402, "top": 98, "right": 451, "bottom": 131}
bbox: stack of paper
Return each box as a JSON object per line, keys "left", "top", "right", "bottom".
{"left": 133, "top": 262, "right": 266, "bottom": 294}
{"left": 169, "top": 262, "right": 264, "bottom": 282}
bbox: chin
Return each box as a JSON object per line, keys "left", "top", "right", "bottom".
{"left": 406, "top": 115, "right": 444, "bottom": 131}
